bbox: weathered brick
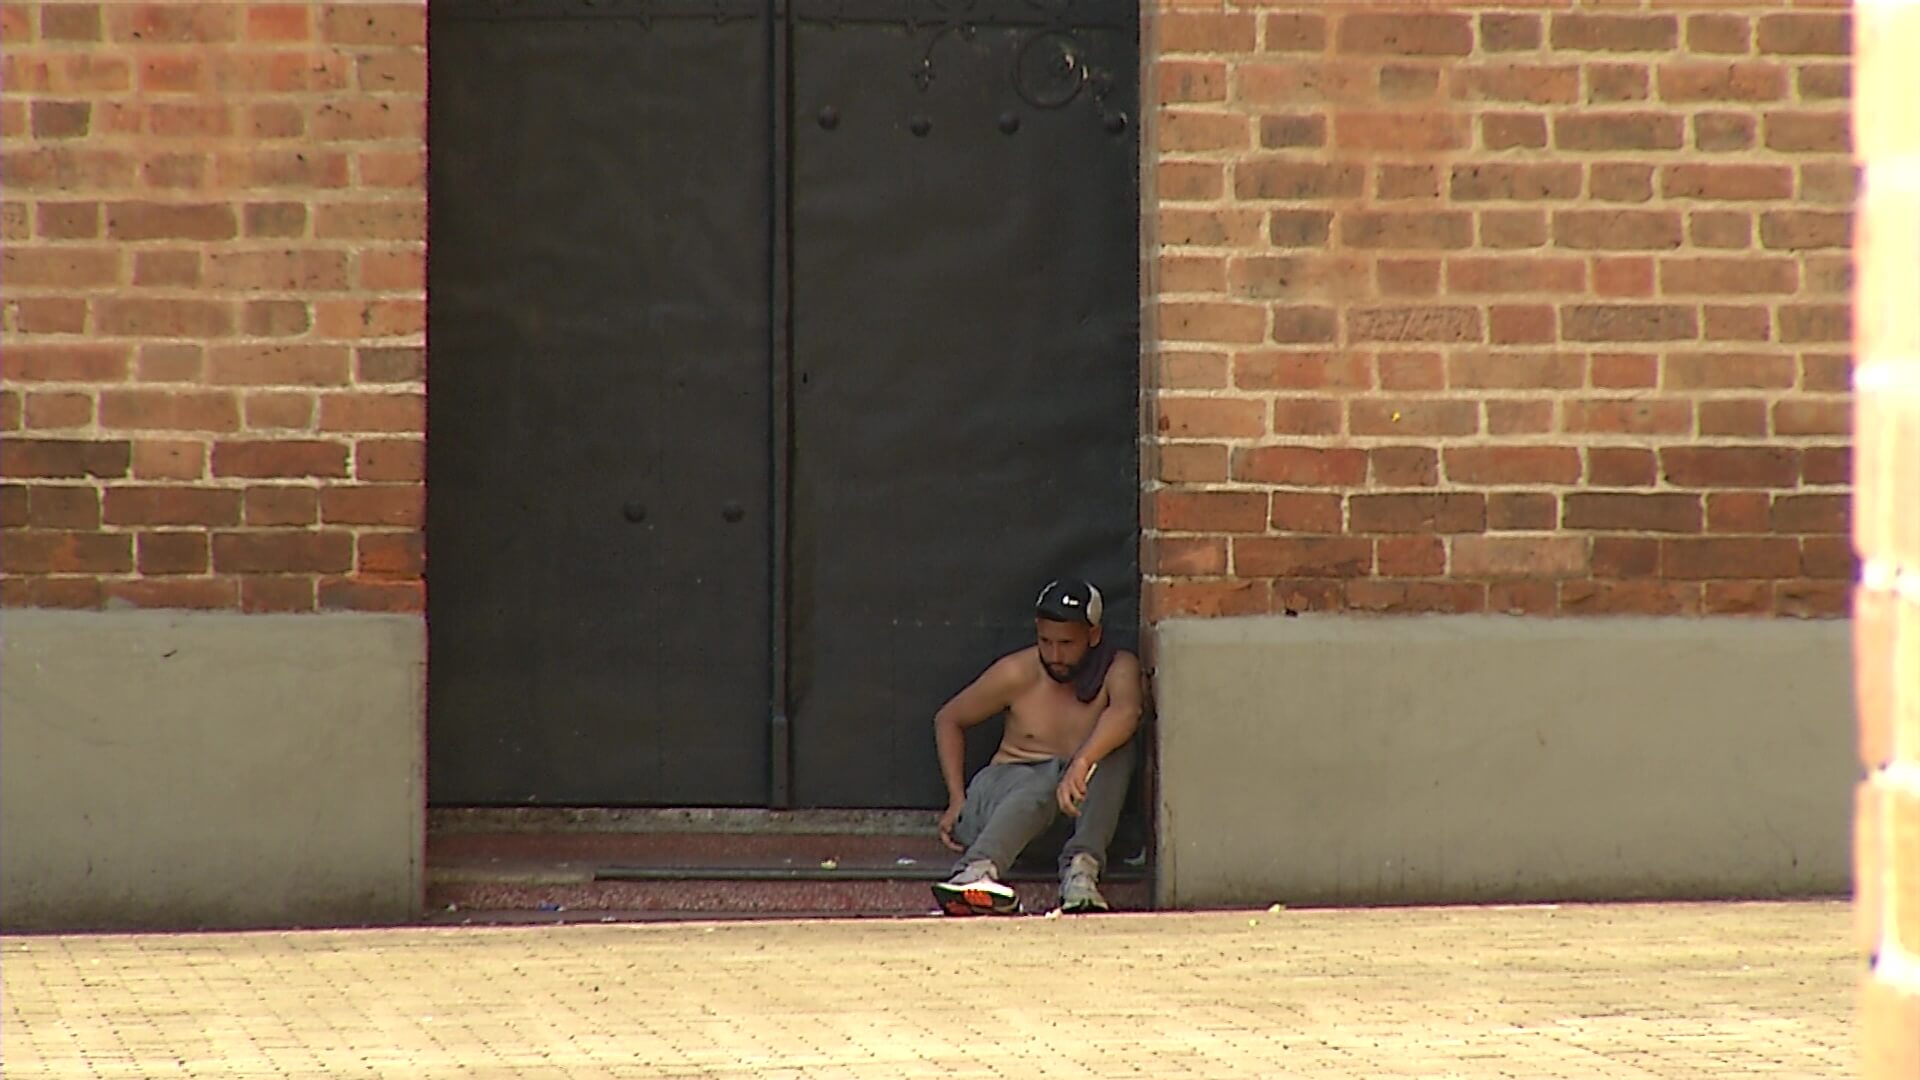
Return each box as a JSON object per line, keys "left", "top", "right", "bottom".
{"left": 1553, "top": 210, "right": 1683, "bottom": 250}
{"left": 1153, "top": 491, "right": 1268, "bottom": 534}
{"left": 1381, "top": 164, "right": 1443, "bottom": 200}
{"left": 1550, "top": 14, "right": 1677, "bottom": 53}
{"left": 1763, "top": 111, "right": 1850, "bottom": 153}
{"left": 1660, "top": 538, "right": 1800, "bottom": 580}
{"left": 1562, "top": 305, "right": 1697, "bottom": 342}
{"left": 1657, "top": 62, "right": 1788, "bottom": 103}
{"left": 1565, "top": 493, "right": 1703, "bottom": 534}
{"left": 1351, "top": 399, "right": 1480, "bottom": 437}
{"left": 1588, "top": 63, "right": 1649, "bottom": 104}
{"left": 1160, "top": 13, "right": 1257, "bottom": 53}
{"left": 1445, "top": 446, "right": 1581, "bottom": 485}
{"left": 1662, "top": 447, "right": 1800, "bottom": 489}
{"left": 1335, "top": 14, "right": 1471, "bottom": 57}
{"left": 1156, "top": 397, "right": 1266, "bottom": 439}
{"left": 1453, "top": 536, "right": 1588, "bottom": 579}
{"left": 1347, "top": 306, "right": 1483, "bottom": 343}
{"left": 1480, "top": 14, "right": 1541, "bottom": 53}
{"left": 211, "top": 440, "right": 349, "bottom": 479}
{"left": 102, "top": 486, "right": 241, "bottom": 527}
{"left": 1351, "top": 493, "right": 1485, "bottom": 534}
{"left": 1553, "top": 112, "right": 1685, "bottom": 152}
{"left": 1756, "top": 13, "right": 1850, "bottom": 56}
{"left": 1450, "top": 164, "right": 1581, "bottom": 202}
{"left": 211, "top": 531, "right": 354, "bottom": 574}
{"left": 1233, "top": 447, "right": 1366, "bottom": 487}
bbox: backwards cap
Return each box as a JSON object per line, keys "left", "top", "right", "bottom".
{"left": 1035, "top": 579, "right": 1103, "bottom": 627}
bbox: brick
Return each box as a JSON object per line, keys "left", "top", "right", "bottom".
{"left": 1369, "top": 446, "right": 1438, "bottom": 487}
{"left": 1763, "top": 111, "right": 1850, "bottom": 153}
{"left": 243, "top": 392, "right": 314, "bottom": 431}
{"left": 212, "top": 531, "right": 353, "bottom": 574}
{"left": 320, "top": 485, "right": 422, "bottom": 527}
{"left": 1489, "top": 580, "right": 1558, "bottom": 615}
{"left": 1235, "top": 161, "right": 1364, "bottom": 201}
{"left": 1451, "top": 65, "right": 1574, "bottom": 105}
{"left": 1772, "top": 493, "right": 1849, "bottom": 535}
{"left": 106, "top": 202, "right": 236, "bottom": 241}
{"left": 311, "top": 99, "right": 421, "bottom": 142}
{"left": 30, "top": 100, "right": 90, "bottom": 139}
{"left": 358, "top": 532, "right": 424, "bottom": 579}
{"left": 1450, "top": 163, "right": 1581, "bottom": 202}
{"left": 1689, "top": 211, "right": 1753, "bottom": 249}
{"left": 1160, "top": 302, "right": 1267, "bottom": 345}
{"left": 1453, "top": 536, "right": 1587, "bottom": 579}
{"left": 1159, "top": 210, "right": 1263, "bottom": 248}
{"left": 1260, "top": 305, "right": 1334, "bottom": 344}
{"left": 1232, "top": 351, "right": 1370, "bottom": 392}
{"left": 1377, "top": 260, "right": 1440, "bottom": 297}
{"left": 1269, "top": 492, "right": 1343, "bottom": 534}
{"left": 25, "top": 486, "right": 100, "bottom": 529}
{"left": 320, "top": 3, "right": 424, "bottom": 45}
{"left": 1562, "top": 305, "right": 1697, "bottom": 342}
{"left": 1659, "top": 257, "right": 1797, "bottom": 296}
{"left": 1333, "top": 111, "right": 1465, "bottom": 152}
{"left": 1335, "top": 14, "right": 1470, "bottom": 56}
{"left": 1158, "top": 112, "right": 1247, "bottom": 153}
{"left": 1489, "top": 401, "right": 1557, "bottom": 435}
{"left": 1588, "top": 64, "right": 1649, "bottom": 104}
{"left": 1561, "top": 581, "right": 1699, "bottom": 616}
{"left": 132, "top": 251, "right": 200, "bottom": 287}
{"left": 244, "top": 202, "right": 307, "bottom": 238}
{"left": 357, "top": 52, "right": 424, "bottom": 96}
{"left": 1657, "top": 62, "right": 1788, "bottom": 103}
{"left": 101, "top": 578, "right": 238, "bottom": 610}
{"left": 1156, "top": 397, "right": 1265, "bottom": 439}
{"left": 1350, "top": 399, "right": 1479, "bottom": 437}
{"left": 204, "top": 250, "right": 351, "bottom": 291}
{"left": 243, "top": 300, "right": 313, "bottom": 338}
{"left": 41, "top": 5, "right": 101, "bottom": 40}
{"left": 1778, "top": 304, "right": 1850, "bottom": 343}
{"left": 97, "top": 390, "right": 240, "bottom": 433}
{"left": 1590, "top": 163, "right": 1653, "bottom": 203}
{"left": 1350, "top": 493, "right": 1485, "bottom": 534}
{"left": 1489, "top": 493, "right": 1556, "bottom": 532}
{"left": 211, "top": 440, "right": 348, "bottom": 479}
{"left": 108, "top": 4, "right": 240, "bottom": 42}
{"left": 1479, "top": 210, "right": 1547, "bottom": 249}
{"left": 0, "top": 531, "right": 132, "bottom": 574}
{"left": 240, "top": 575, "right": 317, "bottom": 613}
{"left": 1, "top": 247, "right": 120, "bottom": 288}
{"left": 1160, "top": 353, "right": 1227, "bottom": 391}
{"left": 1261, "top": 13, "right": 1325, "bottom": 53}
{"left": 1230, "top": 257, "right": 1368, "bottom": 302}
{"left": 130, "top": 440, "right": 205, "bottom": 481}
{"left": 1661, "top": 164, "right": 1794, "bottom": 201}
{"left": 1703, "top": 306, "right": 1772, "bottom": 341}
{"left": 1, "top": 486, "right": 27, "bottom": 527}
{"left": 4, "top": 297, "right": 88, "bottom": 335}
{"left": 1347, "top": 307, "right": 1482, "bottom": 343}
{"left": 318, "top": 578, "right": 424, "bottom": 614}
{"left": 1151, "top": 536, "right": 1225, "bottom": 577}
{"left": 1796, "top": 65, "right": 1849, "bottom": 102}
{"left": 93, "top": 299, "right": 232, "bottom": 340}
{"left": 248, "top": 5, "right": 311, "bottom": 41}
{"left": 1800, "top": 353, "right": 1852, "bottom": 393}
{"left": 1694, "top": 112, "right": 1757, "bottom": 153}
{"left": 1341, "top": 212, "right": 1472, "bottom": 251}
{"left": 1158, "top": 61, "right": 1223, "bottom": 105}
{"left": 131, "top": 346, "right": 202, "bottom": 385}
{"left": 1756, "top": 13, "right": 1850, "bottom": 56}
{"left": 208, "top": 346, "right": 352, "bottom": 387}
{"left": 215, "top": 150, "right": 349, "bottom": 190}
{"left": 35, "top": 202, "right": 98, "bottom": 240}
{"left": 1661, "top": 538, "right": 1799, "bottom": 580}
{"left": 1773, "top": 399, "right": 1851, "bottom": 437}
{"left": 1445, "top": 447, "right": 1581, "bottom": 485}
{"left": 1161, "top": 13, "right": 1256, "bottom": 53}
{"left": 1593, "top": 257, "right": 1654, "bottom": 299}
{"left": 1233, "top": 62, "right": 1371, "bottom": 107}
{"left": 1379, "top": 65, "right": 1440, "bottom": 103}
{"left": 1554, "top": 113, "right": 1684, "bottom": 152}
{"left": 2, "top": 439, "right": 130, "bottom": 479}
{"left": 1662, "top": 447, "right": 1799, "bottom": 489}
{"left": 101, "top": 487, "right": 240, "bottom": 527}
{"left": 1489, "top": 306, "right": 1555, "bottom": 345}
{"left": 1707, "top": 491, "right": 1771, "bottom": 533}
{"left": 1554, "top": 210, "right": 1682, "bottom": 250}
{"left": 1377, "top": 535, "right": 1445, "bottom": 576}
{"left": 1269, "top": 400, "right": 1342, "bottom": 435}
{"left": 1482, "top": 113, "right": 1547, "bottom": 151}
{"left": 1480, "top": 14, "right": 1541, "bottom": 53}
{"left": 314, "top": 201, "right": 424, "bottom": 241}
{"left": 1233, "top": 447, "right": 1366, "bottom": 487}
{"left": 1799, "top": 255, "right": 1853, "bottom": 296}
{"left": 1565, "top": 493, "right": 1703, "bottom": 534}
{"left": 1686, "top": 14, "right": 1751, "bottom": 56}
{"left": 1152, "top": 491, "right": 1267, "bottom": 534}
{"left": 1699, "top": 399, "right": 1770, "bottom": 438}
{"left": 1158, "top": 444, "right": 1227, "bottom": 484}
{"left": 1563, "top": 399, "right": 1692, "bottom": 436}
{"left": 1346, "top": 581, "right": 1486, "bottom": 615}
{"left": 1255, "top": 115, "right": 1323, "bottom": 149}
{"left": 361, "top": 150, "right": 426, "bottom": 189}
{"left": 1591, "top": 536, "right": 1660, "bottom": 578}
{"left": 355, "top": 439, "right": 423, "bottom": 482}
{"left": 1234, "top": 537, "right": 1372, "bottom": 578}
{"left": 1589, "top": 447, "right": 1657, "bottom": 487}
{"left": 1801, "top": 447, "right": 1848, "bottom": 487}
{"left": 1156, "top": 163, "right": 1223, "bottom": 202}
{"left": 1160, "top": 256, "right": 1226, "bottom": 295}
{"left": 1700, "top": 581, "right": 1767, "bottom": 614}
{"left": 136, "top": 532, "right": 209, "bottom": 576}
{"left": 1446, "top": 352, "right": 1582, "bottom": 390}
{"left": 244, "top": 486, "right": 318, "bottom": 527}
{"left": 1550, "top": 14, "right": 1677, "bottom": 53}
{"left": 1377, "top": 352, "right": 1443, "bottom": 392}
{"left": 1590, "top": 353, "right": 1657, "bottom": 390}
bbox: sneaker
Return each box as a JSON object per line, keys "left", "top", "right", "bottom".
{"left": 1058, "top": 853, "right": 1109, "bottom": 914}
{"left": 932, "top": 860, "right": 1020, "bottom": 916}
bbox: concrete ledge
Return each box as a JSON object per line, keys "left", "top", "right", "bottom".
{"left": 1153, "top": 616, "right": 1856, "bottom": 909}
{"left": 1, "top": 610, "right": 425, "bottom": 930}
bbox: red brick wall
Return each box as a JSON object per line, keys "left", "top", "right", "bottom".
{"left": 1853, "top": 1, "right": 1920, "bottom": 1074}
{"left": 1, "top": 2, "right": 425, "bottom": 613}
{"left": 1143, "top": 2, "right": 1857, "bottom": 620}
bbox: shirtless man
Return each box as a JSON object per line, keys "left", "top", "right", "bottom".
{"left": 930, "top": 579, "right": 1143, "bottom": 916}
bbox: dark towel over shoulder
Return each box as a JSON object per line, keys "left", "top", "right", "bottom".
{"left": 1071, "top": 639, "right": 1119, "bottom": 704}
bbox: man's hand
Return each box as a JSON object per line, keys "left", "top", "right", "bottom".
{"left": 1056, "top": 758, "right": 1097, "bottom": 817}
{"left": 938, "top": 800, "right": 965, "bottom": 852}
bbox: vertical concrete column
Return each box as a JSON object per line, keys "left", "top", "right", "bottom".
{"left": 1853, "top": 1, "right": 1920, "bottom": 1074}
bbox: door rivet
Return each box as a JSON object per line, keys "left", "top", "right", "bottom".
{"left": 998, "top": 111, "right": 1020, "bottom": 135}
{"left": 818, "top": 106, "right": 839, "bottom": 130}
{"left": 1104, "top": 112, "right": 1128, "bottom": 134}
{"left": 622, "top": 502, "right": 648, "bottom": 523}
{"left": 909, "top": 115, "right": 931, "bottom": 137}
{"left": 722, "top": 502, "right": 745, "bottom": 523}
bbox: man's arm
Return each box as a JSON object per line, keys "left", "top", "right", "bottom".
{"left": 1057, "top": 651, "right": 1144, "bottom": 815}
{"left": 933, "top": 653, "right": 1024, "bottom": 816}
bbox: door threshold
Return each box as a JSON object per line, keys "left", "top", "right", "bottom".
{"left": 429, "top": 806, "right": 937, "bottom": 836}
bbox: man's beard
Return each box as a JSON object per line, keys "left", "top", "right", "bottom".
{"left": 1044, "top": 659, "right": 1081, "bottom": 683}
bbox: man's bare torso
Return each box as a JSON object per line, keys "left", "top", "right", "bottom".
{"left": 991, "top": 646, "right": 1108, "bottom": 764}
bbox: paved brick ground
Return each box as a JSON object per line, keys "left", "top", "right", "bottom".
{"left": 4, "top": 901, "right": 1853, "bottom": 1079}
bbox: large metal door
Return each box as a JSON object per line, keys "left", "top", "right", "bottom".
{"left": 428, "top": 4, "right": 774, "bottom": 805}
{"left": 427, "top": 0, "right": 1138, "bottom": 808}
{"left": 787, "top": 0, "right": 1141, "bottom": 807}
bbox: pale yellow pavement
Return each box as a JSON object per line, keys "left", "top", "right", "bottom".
{"left": 3, "top": 901, "right": 1855, "bottom": 1080}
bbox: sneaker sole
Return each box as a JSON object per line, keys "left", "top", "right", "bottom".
{"left": 1059, "top": 900, "right": 1110, "bottom": 914}
{"left": 931, "top": 882, "right": 1020, "bottom": 916}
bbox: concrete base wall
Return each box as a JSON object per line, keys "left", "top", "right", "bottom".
{"left": 1152, "top": 616, "right": 1856, "bottom": 909}
{"left": 1, "top": 610, "right": 425, "bottom": 930}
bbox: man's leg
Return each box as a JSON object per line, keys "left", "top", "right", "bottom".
{"left": 953, "top": 760, "right": 1062, "bottom": 875}
{"left": 1057, "top": 739, "right": 1137, "bottom": 911}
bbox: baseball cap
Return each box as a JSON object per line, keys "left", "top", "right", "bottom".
{"left": 1035, "top": 579, "right": 1103, "bottom": 627}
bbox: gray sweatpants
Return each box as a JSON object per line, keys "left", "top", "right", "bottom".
{"left": 949, "top": 739, "right": 1136, "bottom": 877}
